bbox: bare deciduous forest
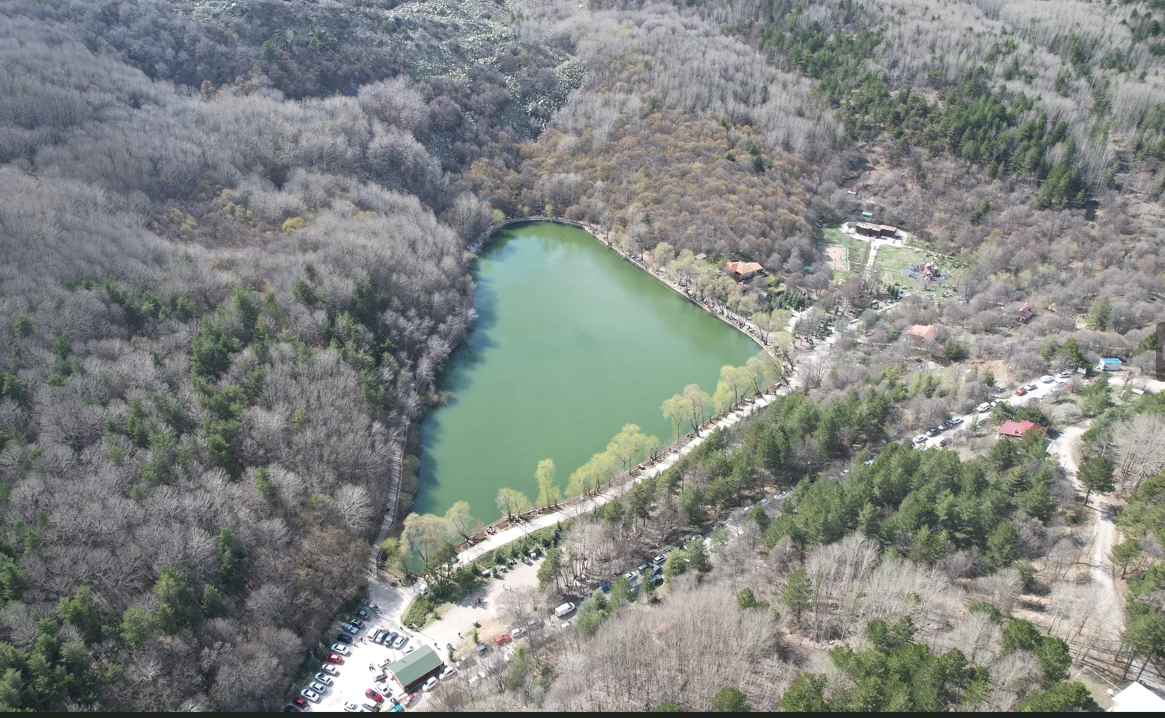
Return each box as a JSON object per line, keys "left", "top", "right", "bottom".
{"left": 2, "top": 0, "right": 1165, "bottom": 711}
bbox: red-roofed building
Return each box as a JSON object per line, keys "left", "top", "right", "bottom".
{"left": 725, "top": 261, "right": 764, "bottom": 280}
{"left": 998, "top": 420, "right": 1047, "bottom": 439}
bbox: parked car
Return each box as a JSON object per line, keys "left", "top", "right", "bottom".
{"left": 949, "top": 416, "right": 963, "bottom": 425}
{"left": 314, "top": 673, "right": 333, "bottom": 686}
{"left": 325, "top": 653, "right": 344, "bottom": 664}
{"left": 284, "top": 705, "right": 302, "bottom": 713}
{"left": 990, "top": 399, "right": 1000, "bottom": 407}
{"left": 342, "top": 623, "right": 358, "bottom": 634}
{"left": 759, "top": 497, "right": 770, "bottom": 505}
{"left": 389, "top": 704, "right": 404, "bottom": 713}
{"left": 401, "top": 692, "right": 420, "bottom": 707}
{"left": 300, "top": 689, "right": 321, "bottom": 703}
{"left": 308, "top": 680, "right": 327, "bottom": 693}
{"left": 331, "top": 644, "right": 351, "bottom": 655}
{"left": 350, "top": 618, "right": 365, "bottom": 629}
{"left": 423, "top": 676, "right": 439, "bottom": 691}
{"left": 913, "top": 434, "right": 927, "bottom": 444}
{"left": 475, "top": 643, "right": 488, "bottom": 654}
{"left": 1026, "top": 383, "right": 1038, "bottom": 391}
{"left": 291, "top": 696, "right": 309, "bottom": 709}
{"left": 975, "top": 402, "right": 991, "bottom": 413}
{"left": 384, "top": 631, "right": 398, "bottom": 645}
{"left": 468, "top": 672, "right": 485, "bottom": 687}
{"left": 365, "top": 688, "right": 384, "bottom": 703}
{"left": 356, "top": 608, "right": 370, "bottom": 619}
{"left": 336, "top": 632, "right": 353, "bottom": 644}
{"left": 1015, "top": 386, "right": 1027, "bottom": 396}
{"left": 637, "top": 563, "right": 650, "bottom": 574}
{"left": 343, "top": 701, "right": 360, "bottom": 712}
{"left": 925, "top": 427, "right": 941, "bottom": 437}
{"left": 599, "top": 582, "right": 611, "bottom": 593}
{"left": 440, "top": 666, "right": 457, "bottom": 680}
{"left": 1057, "top": 370, "right": 1071, "bottom": 378}
{"left": 392, "top": 635, "right": 408, "bottom": 649}
{"left": 1040, "top": 375, "right": 1054, "bottom": 383}
{"left": 495, "top": 634, "right": 512, "bottom": 646}
{"left": 554, "top": 602, "right": 576, "bottom": 618}
{"left": 319, "top": 664, "right": 339, "bottom": 676}
{"left": 938, "top": 438, "right": 951, "bottom": 447}
{"left": 624, "top": 570, "right": 638, "bottom": 581}
{"left": 512, "top": 626, "right": 525, "bottom": 640}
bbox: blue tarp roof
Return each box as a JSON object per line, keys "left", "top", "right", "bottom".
{"left": 1100, "top": 357, "right": 1123, "bottom": 364}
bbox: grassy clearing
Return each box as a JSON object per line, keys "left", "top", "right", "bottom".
{"left": 873, "top": 244, "right": 928, "bottom": 275}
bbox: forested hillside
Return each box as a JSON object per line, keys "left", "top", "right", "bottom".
{"left": 3, "top": 0, "right": 1165, "bottom": 711}
{"left": 0, "top": 0, "right": 571, "bottom": 710}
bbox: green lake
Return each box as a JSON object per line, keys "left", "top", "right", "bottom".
{"left": 414, "top": 222, "right": 760, "bottom": 521}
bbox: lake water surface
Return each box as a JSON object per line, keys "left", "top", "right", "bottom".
{"left": 414, "top": 222, "right": 759, "bottom": 520}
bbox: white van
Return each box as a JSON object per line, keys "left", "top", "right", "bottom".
{"left": 553, "top": 602, "right": 575, "bottom": 618}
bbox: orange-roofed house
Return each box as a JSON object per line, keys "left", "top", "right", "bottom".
{"left": 725, "top": 261, "right": 764, "bottom": 280}
{"left": 998, "top": 420, "right": 1047, "bottom": 439}
{"left": 906, "top": 324, "right": 941, "bottom": 343}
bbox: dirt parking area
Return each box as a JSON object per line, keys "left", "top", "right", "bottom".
{"left": 823, "top": 244, "right": 848, "bottom": 272}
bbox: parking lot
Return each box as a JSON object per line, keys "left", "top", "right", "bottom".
{"left": 912, "top": 372, "right": 1071, "bottom": 450}
{"left": 296, "top": 605, "right": 433, "bottom": 713}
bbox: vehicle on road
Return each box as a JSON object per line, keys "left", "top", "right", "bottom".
{"left": 468, "top": 672, "right": 485, "bottom": 687}
{"left": 300, "top": 689, "right": 320, "bottom": 703}
{"left": 913, "top": 434, "right": 927, "bottom": 444}
{"left": 554, "top": 602, "right": 576, "bottom": 618}
{"left": 319, "top": 664, "right": 338, "bottom": 676}
{"left": 331, "top": 644, "right": 351, "bottom": 655}
{"left": 388, "top": 703, "right": 404, "bottom": 712}
{"left": 423, "top": 676, "right": 439, "bottom": 691}
{"left": 325, "top": 653, "right": 344, "bottom": 664}
{"left": 975, "top": 403, "right": 991, "bottom": 413}
{"left": 365, "top": 688, "right": 383, "bottom": 703}
{"left": 384, "top": 631, "right": 398, "bottom": 645}
{"left": 948, "top": 416, "right": 963, "bottom": 425}
{"left": 1040, "top": 375, "right": 1054, "bottom": 383}
{"left": 475, "top": 643, "right": 488, "bottom": 654}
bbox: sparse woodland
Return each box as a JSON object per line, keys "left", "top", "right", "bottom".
{"left": 2, "top": 0, "right": 1165, "bottom": 711}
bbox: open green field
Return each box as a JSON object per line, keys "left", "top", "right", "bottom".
{"left": 873, "top": 244, "right": 927, "bottom": 274}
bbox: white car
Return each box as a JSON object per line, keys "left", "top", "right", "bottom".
{"left": 331, "top": 644, "right": 351, "bottom": 655}
{"left": 975, "top": 403, "right": 990, "bottom": 413}
{"left": 1040, "top": 375, "right": 1054, "bottom": 383}
{"left": 308, "top": 680, "right": 328, "bottom": 693}
{"left": 913, "top": 435, "right": 927, "bottom": 444}
{"left": 300, "top": 688, "right": 321, "bottom": 703}
{"left": 511, "top": 626, "right": 525, "bottom": 639}
{"left": 319, "top": 664, "right": 338, "bottom": 676}
{"left": 423, "top": 676, "right": 439, "bottom": 692}
{"left": 439, "top": 666, "right": 457, "bottom": 680}
{"left": 313, "top": 672, "right": 333, "bottom": 686}
{"left": 343, "top": 701, "right": 360, "bottom": 712}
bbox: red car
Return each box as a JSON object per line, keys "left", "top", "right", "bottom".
{"left": 1014, "top": 386, "right": 1027, "bottom": 396}
{"left": 325, "top": 653, "right": 344, "bottom": 664}
{"left": 365, "top": 689, "right": 383, "bottom": 703}
{"left": 401, "top": 692, "right": 420, "bottom": 707}
{"left": 495, "top": 634, "right": 512, "bottom": 646}
{"left": 291, "top": 696, "right": 308, "bottom": 709}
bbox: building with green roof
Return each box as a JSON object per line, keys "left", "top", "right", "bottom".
{"left": 387, "top": 645, "right": 444, "bottom": 693}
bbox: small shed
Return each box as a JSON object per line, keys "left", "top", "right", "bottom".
{"left": 1016, "top": 304, "right": 1035, "bottom": 324}
{"left": 998, "top": 420, "right": 1046, "bottom": 439}
{"left": 386, "top": 645, "right": 444, "bottom": 694}
{"left": 1097, "top": 357, "right": 1123, "bottom": 372}
{"left": 694, "top": 253, "right": 707, "bottom": 261}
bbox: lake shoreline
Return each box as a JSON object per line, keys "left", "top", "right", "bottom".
{"left": 470, "top": 216, "right": 782, "bottom": 363}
